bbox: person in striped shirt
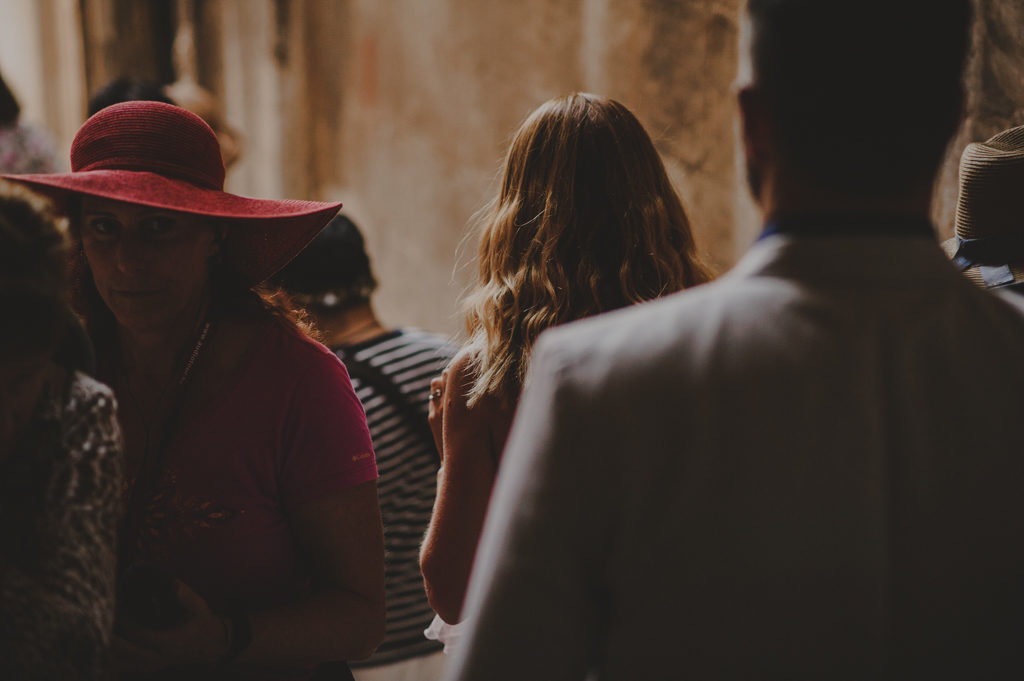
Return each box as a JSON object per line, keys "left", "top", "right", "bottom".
{"left": 273, "top": 214, "right": 455, "bottom": 681}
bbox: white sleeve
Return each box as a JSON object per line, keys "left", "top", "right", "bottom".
{"left": 447, "top": 335, "right": 614, "bottom": 681}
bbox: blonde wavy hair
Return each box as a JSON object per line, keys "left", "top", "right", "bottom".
{"left": 462, "top": 93, "right": 712, "bottom": 405}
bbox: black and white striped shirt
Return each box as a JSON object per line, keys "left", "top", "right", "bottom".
{"left": 339, "top": 328, "right": 456, "bottom": 667}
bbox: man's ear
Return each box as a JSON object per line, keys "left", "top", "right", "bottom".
{"left": 738, "top": 86, "right": 772, "bottom": 166}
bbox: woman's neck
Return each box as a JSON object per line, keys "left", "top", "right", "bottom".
{"left": 117, "top": 297, "right": 211, "bottom": 387}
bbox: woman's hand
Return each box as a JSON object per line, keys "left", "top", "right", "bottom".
{"left": 420, "top": 353, "right": 511, "bottom": 624}
{"left": 428, "top": 370, "right": 447, "bottom": 460}
{"left": 117, "top": 580, "right": 229, "bottom": 670}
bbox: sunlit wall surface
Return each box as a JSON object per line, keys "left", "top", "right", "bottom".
{"left": 3, "top": 0, "right": 1021, "bottom": 335}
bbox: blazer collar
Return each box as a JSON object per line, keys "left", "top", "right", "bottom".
{"left": 759, "top": 214, "right": 935, "bottom": 241}
{"left": 728, "top": 230, "right": 963, "bottom": 287}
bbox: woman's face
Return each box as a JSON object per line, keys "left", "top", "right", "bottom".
{"left": 80, "top": 196, "right": 219, "bottom": 336}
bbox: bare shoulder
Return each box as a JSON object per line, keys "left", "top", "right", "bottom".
{"left": 446, "top": 347, "right": 476, "bottom": 382}
{"left": 444, "top": 348, "right": 515, "bottom": 457}
{"left": 445, "top": 350, "right": 503, "bottom": 419}
{"left": 435, "top": 348, "right": 471, "bottom": 417}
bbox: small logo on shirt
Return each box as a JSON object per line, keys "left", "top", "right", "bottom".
{"left": 352, "top": 451, "right": 373, "bottom": 462}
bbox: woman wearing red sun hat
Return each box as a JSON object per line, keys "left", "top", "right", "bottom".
{"left": 5, "top": 101, "right": 384, "bottom": 680}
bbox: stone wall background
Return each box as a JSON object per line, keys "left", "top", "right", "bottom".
{"left": 2, "top": 0, "right": 1021, "bottom": 336}
{"left": 201, "top": 0, "right": 746, "bottom": 336}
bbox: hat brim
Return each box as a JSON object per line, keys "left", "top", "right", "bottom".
{"left": 4, "top": 170, "right": 341, "bottom": 285}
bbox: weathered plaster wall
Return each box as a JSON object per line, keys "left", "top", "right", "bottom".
{"left": 199, "top": 0, "right": 744, "bottom": 336}
{"left": 7, "top": 0, "right": 1023, "bottom": 336}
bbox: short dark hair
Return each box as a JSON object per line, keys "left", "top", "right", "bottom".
{"left": 0, "top": 180, "right": 69, "bottom": 355}
{"left": 746, "top": 0, "right": 972, "bottom": 195}
{"left": 0, "top": 73, "right": 21, "bottom": 127}
{"left": 271, "top": 214, "right": 378, "bottom": 310}
{"left": 87, "top": 77, "right": 175, "bottom": 117}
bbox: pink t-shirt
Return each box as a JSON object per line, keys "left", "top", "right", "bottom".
{"left": 127, "top": 318, "right": 377, "bottom": 614}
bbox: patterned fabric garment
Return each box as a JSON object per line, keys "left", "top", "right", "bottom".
{"left": 0, "top": 122, "right": 60, "bottom": 174}
{"left": 341, "top": 329, "right": 456, "bottom": 668}
{"left": 0, "top": 372, "right": 123, "bottom": 680}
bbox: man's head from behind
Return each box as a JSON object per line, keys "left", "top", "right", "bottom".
{"left": 271, "top": 213, "right": 378, "bottom": 312}
{"left": 739, "top": 0, "right": 972, "bottom": 206}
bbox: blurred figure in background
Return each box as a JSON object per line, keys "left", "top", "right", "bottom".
{"left": 87, "top": 76, "right": 175, "bottom": 117}
{"left": 944, "top": 123, "right": 1024, "bottom": 296}
{"left": 0, "top": 179, "right": 123, "bottom": 679}
{"left": 164, "top": 79, "right": 243, "bottom": 171}
{"left": 165, "top": 6, "right": 244, "bottom": 171}
{"left": 86, "top": 75, "right": 242, "bottom": 172}
{"left": 0, "top": 71, "right": 59, "bottom": 174}
{"left": 274, "top": 214, "right": 455, "bottom": 681}
{"left": 420, "top": 92, "right": 711, "bottom": 651}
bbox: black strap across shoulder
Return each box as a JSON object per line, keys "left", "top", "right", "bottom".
{"left": 335, "top": 345, "right": 440, "bottom": 464}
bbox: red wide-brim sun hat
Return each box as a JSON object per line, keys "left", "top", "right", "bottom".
{"left": 2, "top": 100, "right": 341, "bottom": 285}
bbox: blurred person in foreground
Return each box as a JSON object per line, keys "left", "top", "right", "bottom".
{"left": 273, "top": 214, "right": 455, "bottom": 681}
{"left": 420, "top": 92, "right": 712, "bottom": 652}
{"left": 4, "top": 101, "right": 385, "bottom": 680}
{"left": 0, "top": 179, "right": 123, "bottom": 678}
{"left": 943, "top": 123, "right": 1024, "bottom": 297}
{"left": 0, "top": 71, "right": 59, "bottom": 174}
{"left": 447, "top": 2, "right": 1024, "bottom": 680}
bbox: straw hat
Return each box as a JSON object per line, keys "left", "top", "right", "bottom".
{"left": 2, "top": 100, "right": 341, "bottom": 285}
{"left": 944, "top": 124, "right": 1024, "bottom": 291}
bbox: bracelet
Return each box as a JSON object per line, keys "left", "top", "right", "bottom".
{"left": 218, "top": 600, "right": 253, "bottom": 666}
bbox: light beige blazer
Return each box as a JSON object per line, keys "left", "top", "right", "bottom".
{"left": 450, "top": 232, "right": 1024, "bottom": 681}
